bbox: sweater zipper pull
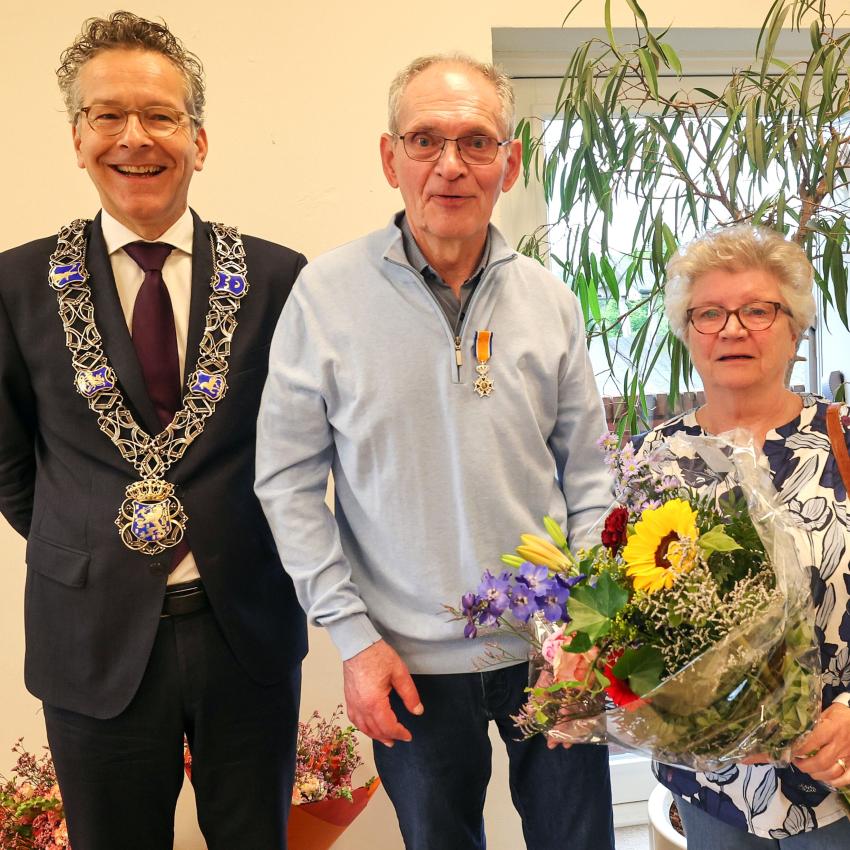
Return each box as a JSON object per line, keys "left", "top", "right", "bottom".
{"left": 454, "top": 336, "right": 463, "bottom": 380}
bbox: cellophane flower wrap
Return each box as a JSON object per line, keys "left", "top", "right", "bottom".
{"left": 453, "top": 430, "right": 825, "bottom": 773}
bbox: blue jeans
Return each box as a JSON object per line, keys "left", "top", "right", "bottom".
{"left": 675, "top": 795, "right": 850, "bottom": 849}
{"left": 374, "top": 663, "right": 615, "bottom": 850}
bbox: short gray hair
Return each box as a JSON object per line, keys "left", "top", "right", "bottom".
{"left": 665, "top": 225, "right": 816, "bottom": 341}
{"left": 57, "top": 10, "right": 206, "bottom": 126}
{"left": 387, "top": 53, "right": 515, "bottom": 138}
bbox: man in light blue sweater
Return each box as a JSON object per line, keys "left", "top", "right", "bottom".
{"left": 256, "top": 54, "right": 615, "bottom": 850}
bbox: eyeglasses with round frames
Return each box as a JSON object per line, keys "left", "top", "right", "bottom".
{"left": 686, "top": 301, "right": 792, "bottom": 335}
{"left": 78, "top": 104, "right": 198, "bottom": 138}
{"left": 394, "top": 131, "right": 510, "bottom": 165}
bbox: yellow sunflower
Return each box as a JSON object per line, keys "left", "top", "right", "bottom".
{"left": 622, "top": 499, "right": 700, "bottom": 593}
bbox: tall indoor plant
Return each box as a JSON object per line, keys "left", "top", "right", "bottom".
{"left": 518, "top": 0, "right": 850, "bottom": 432}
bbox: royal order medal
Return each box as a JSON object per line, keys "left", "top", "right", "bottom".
{"left": 473, "top": 330, "right": 494, "bottom": 397}
{"left": 116, "top": 479, "right": 188, "bottom": 555}
{"left": 474, "top": 364, "right": 494, "bottom": 397}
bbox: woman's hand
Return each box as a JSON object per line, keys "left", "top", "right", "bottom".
{"left": 791, "top": 703, "right": 850, "bottom": 788}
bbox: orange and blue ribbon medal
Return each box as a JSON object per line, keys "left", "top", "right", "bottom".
{"left": 473, "top": 330, "right": 494, "bottom": 397}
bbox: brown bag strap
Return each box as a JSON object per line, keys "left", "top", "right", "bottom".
{"left": 827, "top": 402, "right": 850, "bottom": 495}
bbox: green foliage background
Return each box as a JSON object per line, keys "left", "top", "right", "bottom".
{"left": 518, "top": 0, "right": 850, "bottom": 433}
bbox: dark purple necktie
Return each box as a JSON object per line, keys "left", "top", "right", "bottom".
{"left": 124, "top": 241, "right": 180, "bottom": 429}
{"left": 125, "top": 241, "right": 190, "bottom": 572}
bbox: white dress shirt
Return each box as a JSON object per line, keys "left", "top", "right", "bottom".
{"left": 101, "top": 208, "right": 200, "bottom": 584}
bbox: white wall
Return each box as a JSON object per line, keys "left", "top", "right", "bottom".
{"left": 2, "top": 2, "right": 841, "bottom": 848}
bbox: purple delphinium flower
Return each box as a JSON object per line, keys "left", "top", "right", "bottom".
{"left": 509, "top": 583, "right": 539, "bottom": 622}
{"left": 461, "top": 592, "right": 481, "bottom": 638}
{"left": 516, "top": 561, "right": 550, "bottom": 593}
{"left": 538, "top": 579, "right": 569, "bottom": 621}
{"left": 477, "top": 570, "right": 511, "bottom": 619}
{"left": 557, "top": 573, "right": 586, "bottom": 590}
{"left": 543, "top": 574, "right": 585, "bottom": 622}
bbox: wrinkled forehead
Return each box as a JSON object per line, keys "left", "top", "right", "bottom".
{"left": 397, "top": 64, "right": 505, "bottom": 135}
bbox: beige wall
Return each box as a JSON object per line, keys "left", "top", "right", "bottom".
{"left": 1, "top": 2, "right": 837, "bottom": 847}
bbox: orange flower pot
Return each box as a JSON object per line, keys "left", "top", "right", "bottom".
{"left": 287, "top": 779, "right": 382, "bottom": 850}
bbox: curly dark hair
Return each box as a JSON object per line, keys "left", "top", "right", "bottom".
{"left": 57, "top": 10, "right": 206, "bottom": 126}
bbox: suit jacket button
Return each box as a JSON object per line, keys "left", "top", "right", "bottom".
{"left": 149, "top": 559, "right": 168, "bottom": 577}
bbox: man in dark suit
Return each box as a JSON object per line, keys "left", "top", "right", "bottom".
{"left": 0, "top": 12, "right": 306, "bottom": 850}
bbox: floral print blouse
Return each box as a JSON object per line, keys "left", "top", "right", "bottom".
{"left": 636, "top": 395, "right": 850, "bottom": 838}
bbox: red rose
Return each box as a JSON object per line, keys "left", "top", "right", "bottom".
{"left": 603, "top": 651, "right": 641, "bottom": 708}
{"left": 601, "top": 506, "right": 629, "bottom": 554}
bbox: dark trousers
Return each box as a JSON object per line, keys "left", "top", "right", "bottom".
{"left": 374, "top": 663, "right": 615, "bottom": 850}
{"left": 44, "top": 607, "right": 301, "bottom": 850}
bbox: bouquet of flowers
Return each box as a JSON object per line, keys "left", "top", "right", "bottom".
{"left": 287, "top": 706, "right": 380, "bottom": 850}
{"left": 0, "top": 740, "right": 70, "bottom": 850}
{"left": 292, "top": 705, "right": 375, "bottom": 804}
{"left": 453, "top": 431, "right": 828, "bottom": 774}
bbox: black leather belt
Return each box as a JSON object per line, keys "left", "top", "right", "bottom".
{"left": 161, "top": 581, "right": 208, "bottom": 618}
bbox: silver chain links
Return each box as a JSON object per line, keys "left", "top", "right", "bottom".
{"left": 48, "top": 219, "right": 250, "bottom": 480}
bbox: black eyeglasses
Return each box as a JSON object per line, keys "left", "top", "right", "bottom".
{"left": 394, "top": 131, "right": 510, "bottom": 165}
{"left": 686, "top": 301, "right": 792, "bottom": 334}
{"left": 78, "top": 104, "right": 198, "bottom": 138}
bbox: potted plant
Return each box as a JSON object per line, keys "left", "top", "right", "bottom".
{"left": 0, "top": 740, "right": 70, "bottom": 849}
{"left": 517, "top": 0, "right": 850, "bottom": 432}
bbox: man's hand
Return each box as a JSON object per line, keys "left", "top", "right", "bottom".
{"left": 343, "top": 640, "right": 423, "bottom": 747}
{"left": 790, "top": 702, "right": 850, "bottom": 788}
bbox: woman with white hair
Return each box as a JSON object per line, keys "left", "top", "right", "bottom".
{"left": 637, "top": 224, "right": 850, "bottom": 848}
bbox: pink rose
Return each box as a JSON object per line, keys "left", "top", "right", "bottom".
{"left": 551, "top": 633, "right": 599, "bottom": 686}
{"left": 541, "top": 625, "right": 568, "bottom": 665}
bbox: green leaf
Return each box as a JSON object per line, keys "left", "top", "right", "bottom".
{"left": 563, "top": 631, "right": 593, "bottom": 653}
{"left": 600, "top": 254, "right": 620, "bottom": 302}
{"left": 698, "top": 524, "right": 744, "bottom": 554}
{"left": 637, "top": 48, "right": 659, "bottom": 101}
{"left": 824, "top": 134, "right": 840, "bottom": 194}
{"left": 612, "top": 645, "right": 665, "bottom": 696}
{"left": 809, "top": 19, "right": 821, "bottom": 52}
{"left": 566, "top": 572, "right": 628, "bottom": 641}
{"left": 604, "top": 0, "right": 620, "bottom": 58}
{"left": 660, "top": 42, "right": 683, "bottom": 75}
{"left": 625, "top": 0, "right": 650, "bottom": 31}
{"left": 797, "top": 49, "right": 818, "bottom": 116}
{"left": 759, "top": 2, "right": 790, "bottom": 85}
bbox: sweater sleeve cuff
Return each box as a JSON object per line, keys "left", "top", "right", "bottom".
{"left": 832, "top": 692, "right": 850, "bottom": 708}
{"left": 326, "top": 613, "right": 383, "bottom": 662}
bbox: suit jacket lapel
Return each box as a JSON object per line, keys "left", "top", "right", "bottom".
{"left": 185, "top": 211, "right": 213, "bottom": 384}
{"left": 86, "top": 215, "right": 162, "bottom": 436}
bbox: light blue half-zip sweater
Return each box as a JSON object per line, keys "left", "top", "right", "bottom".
{"left": 255, "top": 216, "right": 613, "bottom": 673}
